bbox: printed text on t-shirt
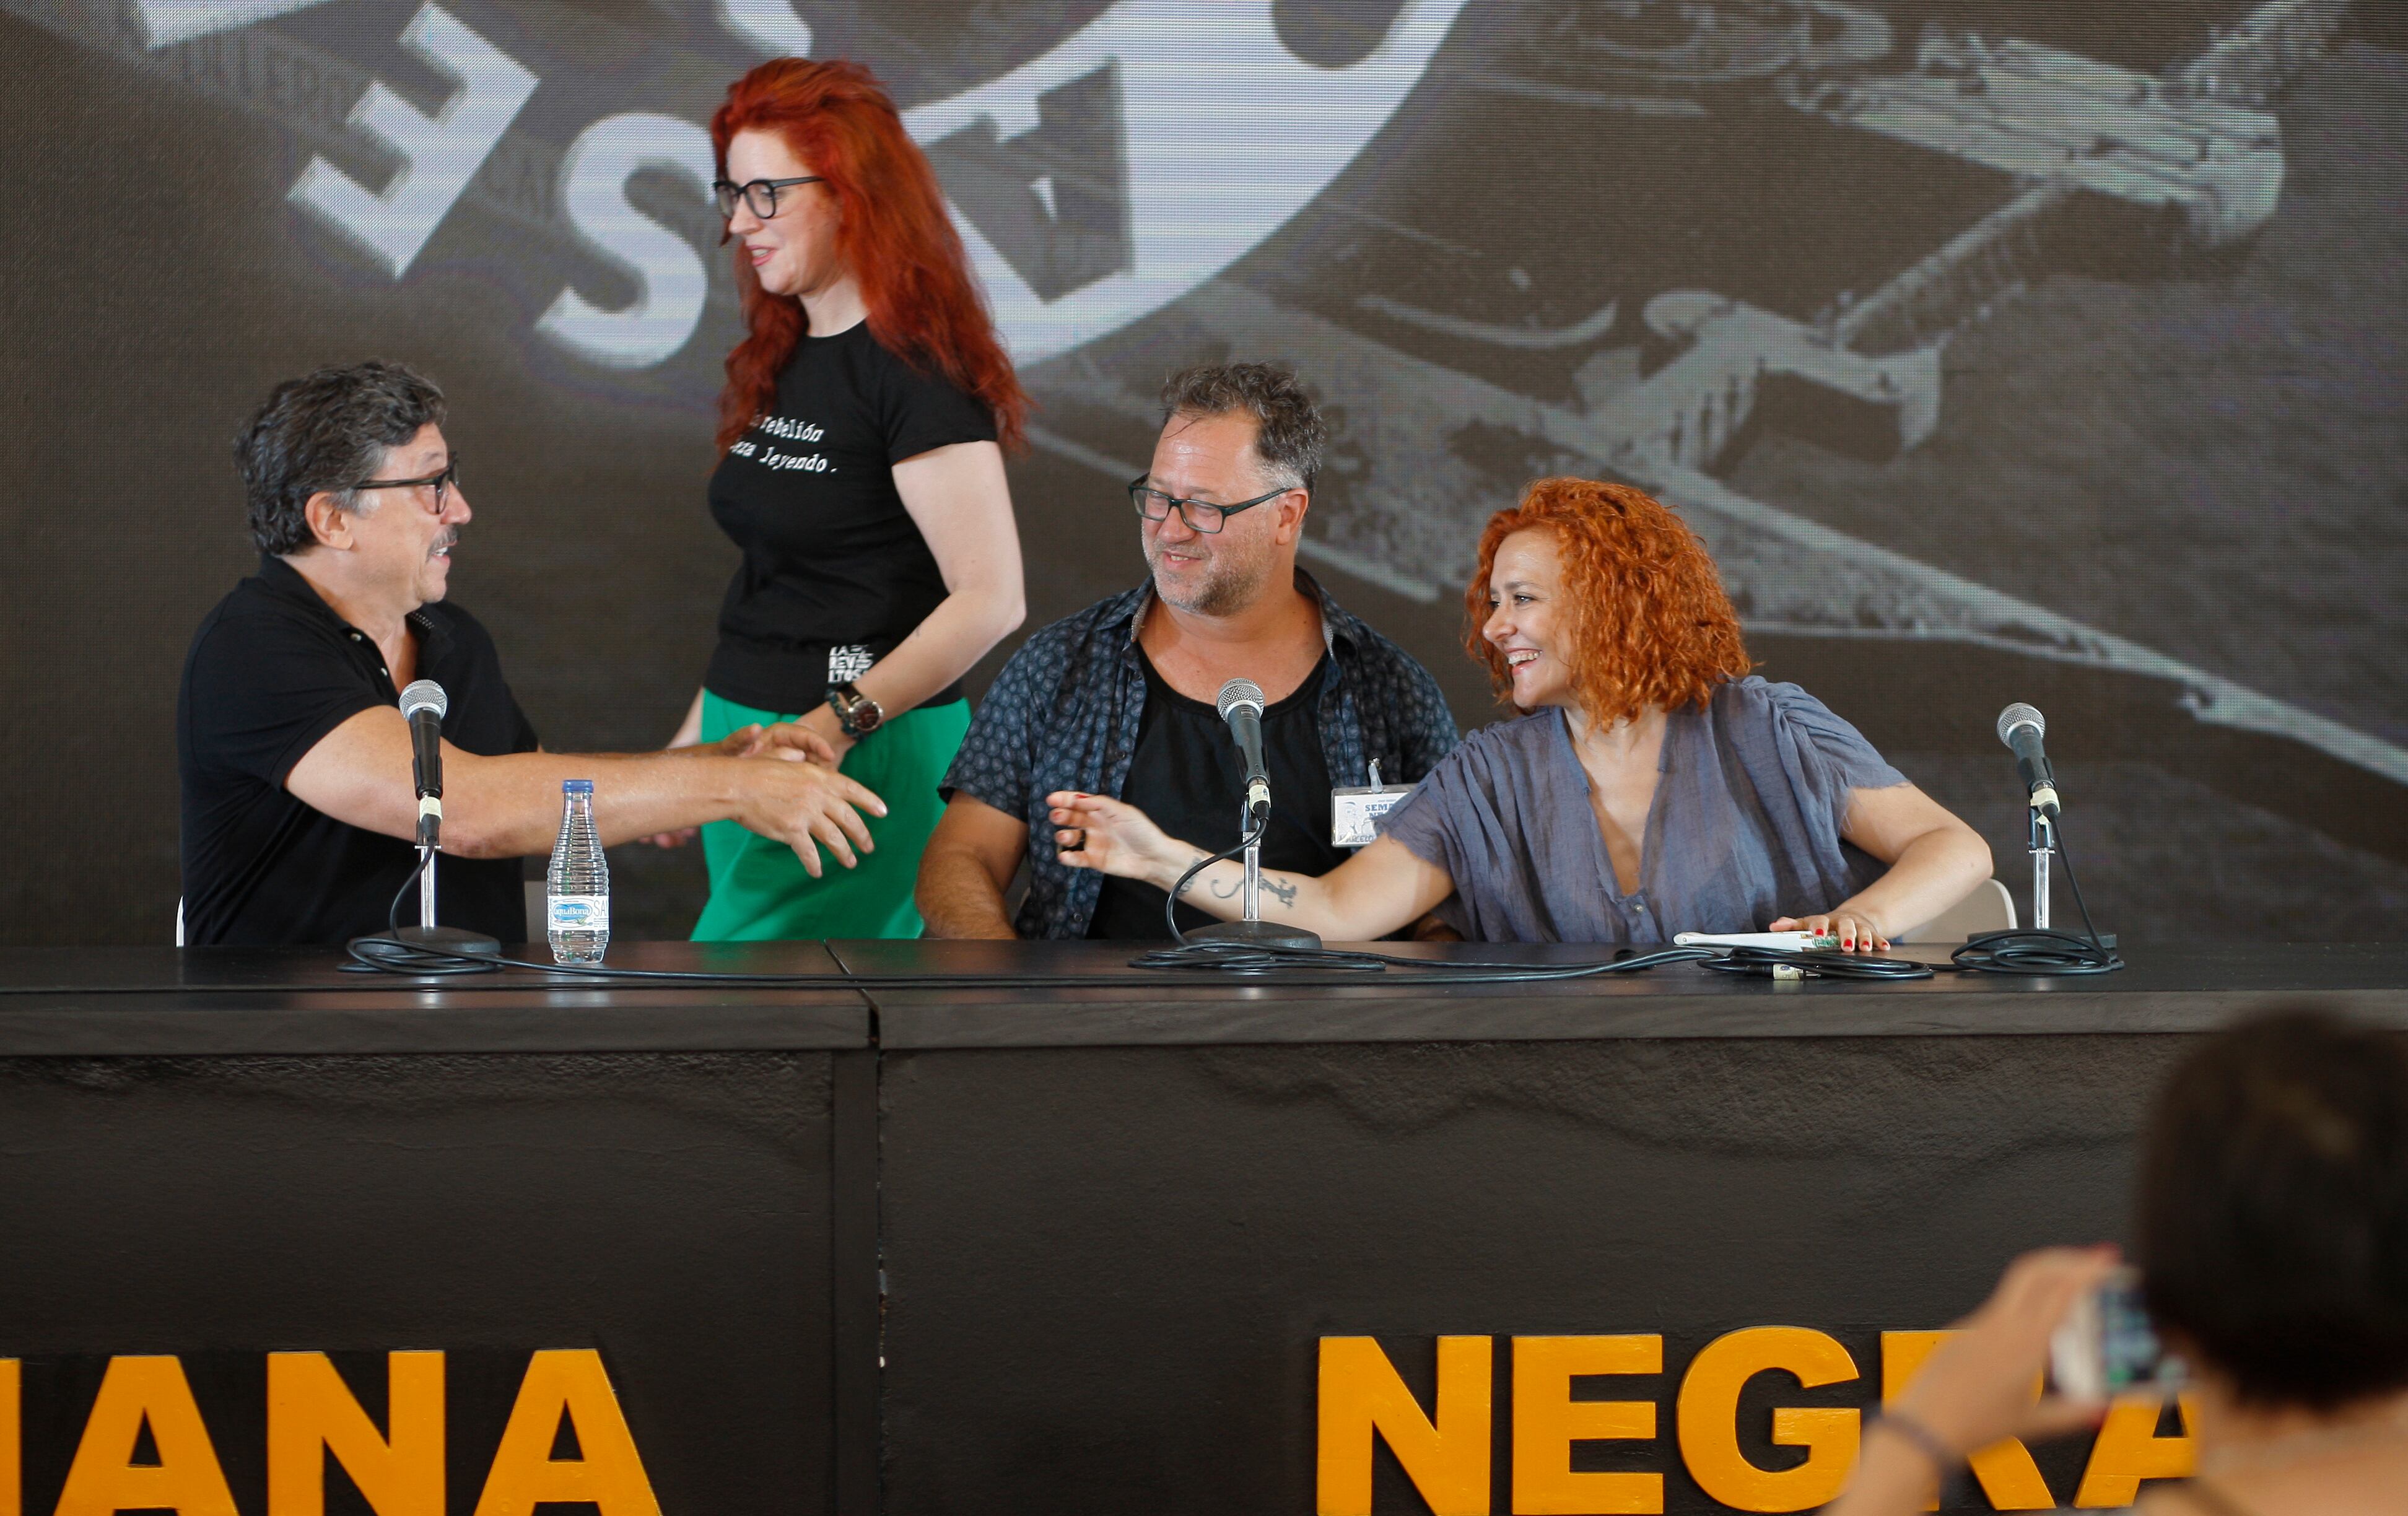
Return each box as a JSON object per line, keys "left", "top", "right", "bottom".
{"left": 730, "top": 419, "right": 837, "bottom": 474}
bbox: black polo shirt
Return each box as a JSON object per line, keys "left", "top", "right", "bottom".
{"left": 177, "top": 555, "right": 539, "bottom": 946}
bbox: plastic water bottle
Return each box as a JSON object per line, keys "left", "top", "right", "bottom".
{"left": 546, "top": 779, "right": 609, "bottom": 964}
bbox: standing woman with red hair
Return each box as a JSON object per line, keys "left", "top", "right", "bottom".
{"left": 664, "top": 58, "right": 1029, "bottom": 941}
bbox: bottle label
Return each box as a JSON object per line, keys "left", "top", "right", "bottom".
{"left": 547, "top": 894, "right": 610, "bottom": 930}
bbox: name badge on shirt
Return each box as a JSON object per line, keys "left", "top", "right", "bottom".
{"left": 1332, "top": 759, "right": 1413, "bottom": 848}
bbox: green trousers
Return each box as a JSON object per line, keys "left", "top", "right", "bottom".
{"left": 692, "top": 692, "right": 969, "bottom": 941}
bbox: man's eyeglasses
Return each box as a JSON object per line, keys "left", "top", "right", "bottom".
{"left": 1127, "top": 475, "right": 1294, "bottom": 535}
{"left": 352, "top": 457, "right": 461, "bottom": 515}
{"left": 712, "top": 175, "right": 824, "bottom": 220}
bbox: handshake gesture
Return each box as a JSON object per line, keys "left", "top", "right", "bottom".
{"left": 643, "top": 718, "right": 886, "bottom": 876}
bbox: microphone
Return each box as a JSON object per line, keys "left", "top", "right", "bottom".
{"left": 1216, "top": 677, "right": 1271, "bottom": 823}
{"left": 401, "top": 679, "right": 447, "bottom": 846}
{"left": 1996, "top": 702, "right": 2060, "bottom": 817}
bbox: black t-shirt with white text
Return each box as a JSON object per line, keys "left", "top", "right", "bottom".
{"left": 704, "top": 321, "right": 997, "bottom": 712}
{"left": 1086, "top": 650, "right": 1343, "bottom": 941}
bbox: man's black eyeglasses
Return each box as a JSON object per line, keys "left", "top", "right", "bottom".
{"left": 712, "top": 176, "right": 825, "bottom": 220}
{"left": 352, "top": 457, "right": 460, "bottom": 514}
{"left": 1127, "top": 474, "right": 1295, "bottom": 534}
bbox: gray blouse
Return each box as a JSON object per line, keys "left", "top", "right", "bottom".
{"left": 1377, "top": 677, "right": 1908, "bottom": 944}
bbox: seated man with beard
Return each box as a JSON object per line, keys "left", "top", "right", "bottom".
{"left": 915, "top": 363, "right": 1459, "bottom": 940}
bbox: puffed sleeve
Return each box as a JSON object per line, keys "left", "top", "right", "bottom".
{"left": 1375, "top": 734, "right": 1498, "bottom": 881}
{"left": 1756, "top": 679, "right": 1907, "bottom": 838}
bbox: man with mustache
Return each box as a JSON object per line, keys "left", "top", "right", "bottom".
{"left": 917, "top": 362, "right": 1459, "bottom": 939}
{"left": 178, "top": 361, "right": 886, "bottom": 946}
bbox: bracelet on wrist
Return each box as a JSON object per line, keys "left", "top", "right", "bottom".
{"left": 1870, "top": 1410, "right": 1960, "bottom": 1476}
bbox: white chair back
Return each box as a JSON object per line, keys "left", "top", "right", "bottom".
{"left": 1897, "top": 878, "right": 2016, "bottom": 943}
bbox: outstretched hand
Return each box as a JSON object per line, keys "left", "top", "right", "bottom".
{"left": 1828, "top": 1245, "right": 2120, "bottom": 1516}
{"left": 1045, "top": 791, "right": 1177, "bottom": 881}
{"left": 710, "top": 730, "right": 886, "bottom": 877}
{"left": 1899, "top": 1245, "right": 2119, "bottom": 1454}
{"left": 641, "top": 721, "right": 840, "bottom": 848}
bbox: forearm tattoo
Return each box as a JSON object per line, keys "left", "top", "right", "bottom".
{"left": 1174, "top": 852, "right": 1211, "bottom": 899}
{"left": 1206, "top": 871, "right": 1299, "bottom": 906}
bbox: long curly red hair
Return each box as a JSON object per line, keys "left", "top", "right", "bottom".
{"left": 1465, "top": 477, "right": 1753, "bottom": 729}
{"left": 710, "top": 59, "right": 1028, "bottom": 452}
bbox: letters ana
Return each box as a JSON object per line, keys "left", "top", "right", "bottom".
{"left": 8, "top": 1348, "right": 660, "bottom": 1516}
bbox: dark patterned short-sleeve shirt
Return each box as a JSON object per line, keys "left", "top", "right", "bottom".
{"left": 943, "top": 573, "right": 1460, "bottom": 939}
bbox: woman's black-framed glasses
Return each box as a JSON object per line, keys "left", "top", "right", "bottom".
{"left": 1126, "top": 474, "right": 1293, "bottom": 534}
{"left": 712, "top": 175, "right": 825, "bottom": 220}
{"left": 352, "top": 456, "right": 461, "bottom": 515}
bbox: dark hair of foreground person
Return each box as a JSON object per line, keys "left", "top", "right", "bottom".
{"left": 1829, "top": 1006, "right": 2408, "bottom": 1516}
{"left": 2139, "top": 1006, "right": 2408, "bottom": 1409}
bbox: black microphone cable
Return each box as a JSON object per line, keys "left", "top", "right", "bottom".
{"left": 1953, "top": 812, "right": 2123, "bottom": 975}
{"left": 343, "top": 815, "right": 1721, "bottom": 987}
{"left": 335, "top": 817, "right": 1943, "bottom": 988}
{"left": 342, "top": 853, "right": 504, "bottom": 975}
{"left": 337, "top": 933, "right": 1722, "bottom": 987}
{"left": 338, "top": 807, "right": 1712, "bottom": 987}
{"left": 1699, "top": 944, "right": 1934, "bottom": 981}
{"left": 1159, "top": 811, "right": 1265, "bottom": 948}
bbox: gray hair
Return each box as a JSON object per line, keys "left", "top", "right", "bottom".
{"left": 235, "top": 360, "right": 447, "bottom": 555}
{"left": 1158, "top": 362, "right": 1326, "bottom": 495}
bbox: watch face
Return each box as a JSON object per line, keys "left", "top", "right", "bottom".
{"left": 851, "top": 699, "right": 884, "bottom": 733}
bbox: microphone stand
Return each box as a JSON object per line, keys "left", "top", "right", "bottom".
{"left": 1190, "top": 803, "right": 1322, "bottom": 951}
{"left": 395, "top": 824, "right": 500, "bottom": 959}
{"left": 2027, "top": 805, "right": 2054, "bottom": 932}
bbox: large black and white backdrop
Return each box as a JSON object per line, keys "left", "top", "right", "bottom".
{"left": 3, "top": 0, "right": 2402, "bottom": 944}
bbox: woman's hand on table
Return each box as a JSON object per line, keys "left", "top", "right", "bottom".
{"left": 1769, "top": 908, "right": 1890, "bottom": 953}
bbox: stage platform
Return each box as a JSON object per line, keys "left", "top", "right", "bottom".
{"left": 1, "top": 943, "right": 2400, "bottom": 1514}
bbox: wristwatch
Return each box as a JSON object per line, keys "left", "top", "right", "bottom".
{"left": 827, "top": 681, "right": 884, "bottom": 738}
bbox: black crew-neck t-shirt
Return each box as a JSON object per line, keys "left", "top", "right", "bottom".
{"left": 177, "top": 555, "right": 540, "bottom": 946}
{"left": 704, "top": 321, "right": 997, "bottom": 712}
{"left": 1086, "top": 650, "right": 1343, "bottom": 941}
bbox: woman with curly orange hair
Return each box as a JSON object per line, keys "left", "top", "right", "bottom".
{"left": 1047, "top": 478, "right": 1991, "bottom": 946}
{"left": 658, "top": 58, "right": 1029, "bottom": 941}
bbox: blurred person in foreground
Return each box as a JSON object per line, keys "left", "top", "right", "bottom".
{"left": 1831, "top": 1008, "right": 2408, "bottom": 1515}
{"left": 1049, "top": 477, "right": 1989, "bottom": 944}
{"left": 178, "top": 362, "right": 884, "bottom": 948}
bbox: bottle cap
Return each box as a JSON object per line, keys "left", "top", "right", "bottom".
{"left": 563, "top": 779, "right": 594, "bottom": 794}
